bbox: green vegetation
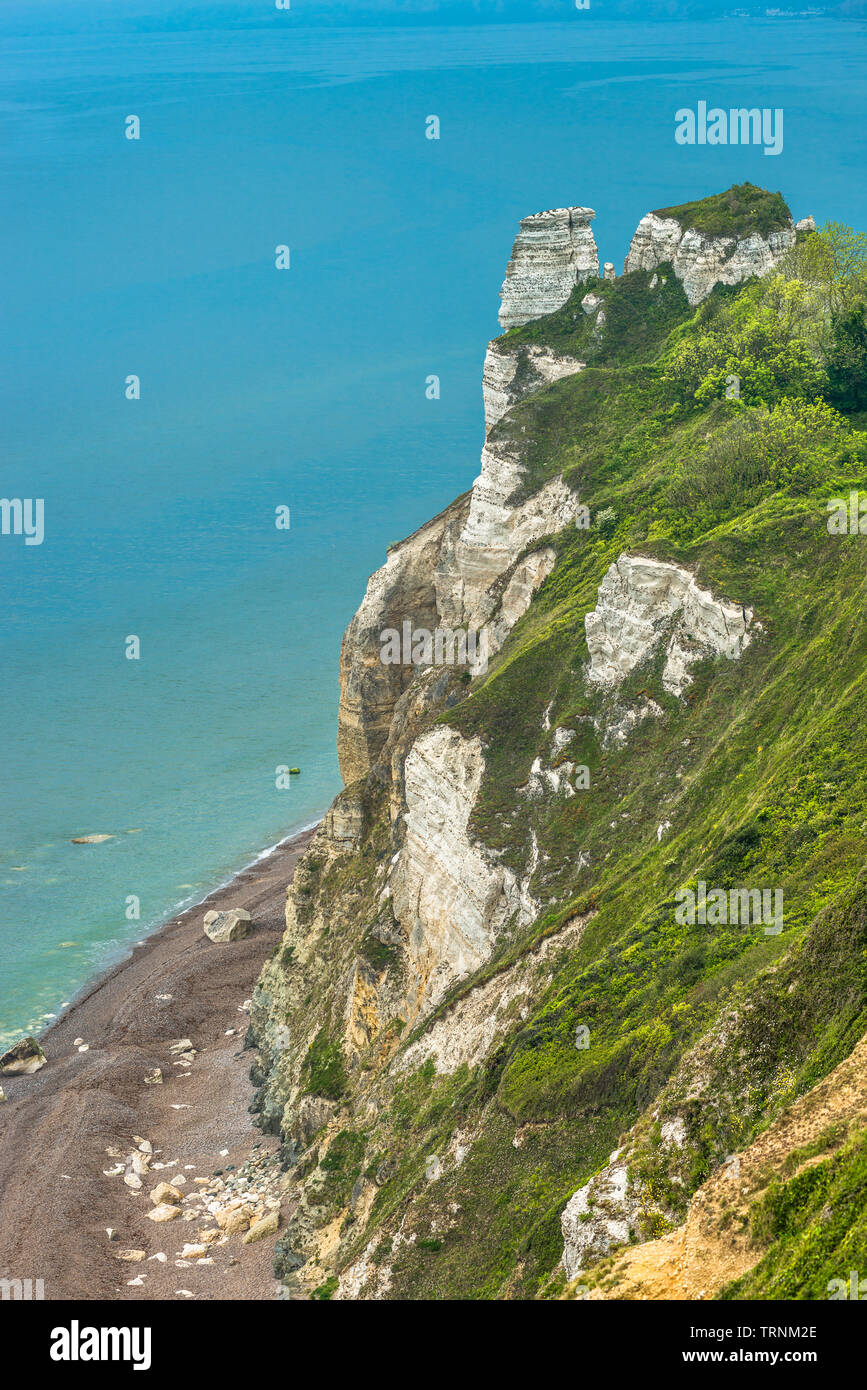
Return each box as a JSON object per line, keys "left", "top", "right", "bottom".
{"left": 502, "top": 262, "right": 691, "bottom": 365}
{"left": 652, "top": 183, "right": 791, "bottom": 240}
{"left": 719, "top": 1128, "right": 867, "bottom": 1299}
{"left": 310, "top": 1276, "right": 339, "bottom": 1300}
{"left": 302, "top": 1028, "right": 348, "bottom": 1101}
{"left": 261, "top": 197, "right": 867, "bottom": 1301}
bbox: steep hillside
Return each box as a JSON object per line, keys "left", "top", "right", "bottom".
{"left": 246, "top": 186, "right": 867, "bottom": 1300}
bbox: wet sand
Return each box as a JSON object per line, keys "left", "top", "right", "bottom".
{"left": 0, "top": 825, "right": 317, "bottom": 1301}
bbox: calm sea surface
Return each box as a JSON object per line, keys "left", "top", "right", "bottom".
{"left": 1, "top": 5, "right": 865, "bottom": 1044}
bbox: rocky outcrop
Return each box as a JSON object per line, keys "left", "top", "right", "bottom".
{"left": 399, "top": 911, "right": 587, "bottom": 1076}
{"left": 585, "top": 555, "right": 756, "bottom": 697}
{"left": 561, "top": 1153, "right": 638, "bottom": 1278}
{"left": 338, "top": 388, "right": 581, "bottom": 786}
{"left": 482, "top": 342, "right": 584, "bottom": 435}
{"left": 336, "top": 495, "right": 469, "bottom": 784}
{"left": 321, "top": 784, "right": 366, "bottom": 853}
{"left": 499, "top": 207, "right": 599, "bottom": 329}
{"left": 624, "top": 212, "right": 795, "bottom": 305}
{"left": 434, "top": 436, "right": 579, "bottom": 631}
{"left": 388, "top": 726, "right": 538, "bottom": 1019}
{"left": 574, "top": 1029, "right": 867, "bottom": 1300}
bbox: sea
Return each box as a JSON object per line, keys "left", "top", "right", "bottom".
{"left": 1, "top": 1, "right": 865, "bottom": 1046}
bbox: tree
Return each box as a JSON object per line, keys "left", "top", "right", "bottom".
{"left": 826, "top": 303, "right": 867, "bottom": 413}
{"left": 783, "top": 222, "right": 867, "bottom": 318}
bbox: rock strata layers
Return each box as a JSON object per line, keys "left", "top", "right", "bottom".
{"left": 624, "top": 211, "right": 795, "bottom": 305}
{"left": 498, "top": 207, "right": 599, "bottom": 329}
{"left": 482, "top": 342, "right": 585, "bottom": 435}
{"left": 389, "top": 726, "right": 538, "bottom": 1017}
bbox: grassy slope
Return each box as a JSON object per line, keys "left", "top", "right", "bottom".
{"left": 273, "top": 219, "right": 867, "bottom": 1300}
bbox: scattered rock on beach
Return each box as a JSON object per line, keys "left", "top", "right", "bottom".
{"left": 242, "top": 1210, "right": 280, "bottom": 1244}
{"left": 148, "top": 1203, "right": 181, "bottom": 1223}
{"left": 180, "top": 1243, "right": 209, "bottom": 1260}
{"left": 115, "top": 1249, "right": 147, "bottom": 1263}
{"left": 203, "top": 908, "right": 253, "bottom": 943}
{"left": 150, "top": 1183, "right": 183, "bottom": 1206}
{"left": 0, "top": 1086, "right": 5, "bottom": 1102}
{"left": 216, "top": 1207, "right": 252, "bottom": 1235}
{"left": 144, "top": 1068, "right": 163, "bottom": 1086}
{"left": 0, "top": 1036, "right": 46, "bottom": 1075}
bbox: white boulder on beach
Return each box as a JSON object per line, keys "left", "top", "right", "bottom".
{"left": 203, "top": 908, "right": 253, "bottom": 943}
{"left": 0, "top": 1036, "right": 47, "bottom": 1075}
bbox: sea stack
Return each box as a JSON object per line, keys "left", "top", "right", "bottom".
{"left": 498, "top": 206, "right": 599, "bottom": 329}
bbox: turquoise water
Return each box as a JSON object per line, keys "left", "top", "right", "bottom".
{"left": 2, "top": 6, "right": 865, "bottom": 1046}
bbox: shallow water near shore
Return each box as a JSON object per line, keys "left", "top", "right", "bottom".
{"left": 2, "top": 4, "right": 866, "bottom": 1046}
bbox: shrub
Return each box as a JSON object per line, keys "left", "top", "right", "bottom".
{"left": 667, "top": 397, "right": 856, "bottom": 529}
{"left": 653, "top": 184, "right": 791, "bottom": 241}
{"left": 826, "top": 303, "right": 867, "bottom": 413}
{"left": 663, "top": 275, "right": 827, "bottom": 407}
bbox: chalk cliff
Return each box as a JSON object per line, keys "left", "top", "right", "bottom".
{"left": 498, "top": 206, "right": 599, "bottom": 329}
{"left": 585, "top": 555, "right": 756, "bottom": 697}
{"left": 625, "top": 210, "right": 795, "bottom": 305}
{"left": 245, "top": 184, "right": 867, "bottom": 1303}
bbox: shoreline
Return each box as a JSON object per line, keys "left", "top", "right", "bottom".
{"left": 0, "top": 821, "right": 319, "bottom": 1302}
{"left": 26, "top": 818, "right": 326, "bottom": 1052}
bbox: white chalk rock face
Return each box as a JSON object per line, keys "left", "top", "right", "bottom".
{"left": 482, "top": 342, "right": 585, "bottom": 435}
{"left": 624, "top": 212, "right": 795, "bottom": 305}
{"left": 499, "top": 207, "right": 599, "bottom": 329}
{"left": 390, "top": 726, "right": 537, "bottom": 1017}
{"left": 585, "top": 555, "right": 755, "bottom": 697}
{"left": 561, "top": 1159, "right": 639, "bottom": 1277}
{"left": 487, "top": 548, "right": 557, "bottom": 653}
{"left": 436, "top": 435, "right": 580, "bottom": 629}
